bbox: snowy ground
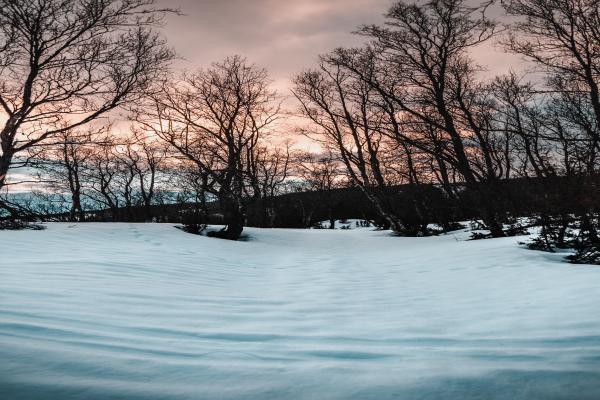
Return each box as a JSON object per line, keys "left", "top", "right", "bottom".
{"left": 1, "top": 223, "right": 600, "bottom": 400}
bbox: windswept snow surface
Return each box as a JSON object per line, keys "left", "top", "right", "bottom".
{"left": 1, "top": 224, "right": 600, "bottom": 400}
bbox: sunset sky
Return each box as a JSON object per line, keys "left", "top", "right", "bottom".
{"left": 159, "top": 0, "right": 388, "bottom": 89}
{"left": 158, "top": 0, "right": 519, "bottom": 93}
{"left": 5, "top": 0, "right": 523, "bottom": 192}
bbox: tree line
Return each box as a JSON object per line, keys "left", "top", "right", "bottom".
{"left": 1, "top": 0, "right": 599, "bottom": 260}
{"left": 293, "top": 0, "right": 600, "bottom": 261}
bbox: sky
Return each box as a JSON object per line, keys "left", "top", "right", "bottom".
{"left": 5, "top": 0, "right": 523, "bottom": 192}
{"left": 157, "top": 0, "right": 520, "bottom": 94}
{"left": 8, "top": 0, "right": 396, "bottom": 193}
{"left": 154, "top": 0, "right": 521, "bottom": 154}
{"left": 158, "top": 0, "right": 391, "bottom": 91}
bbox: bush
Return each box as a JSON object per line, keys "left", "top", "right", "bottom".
{"left": 469, "top": 231, "right": 493, "bottom": 240}
{"left": 525, "top": 236, "right": 555, "bottom": 252}
{"left": 443, "top": 222, "right": 466, "bottom": 232}
{"left": 505, "top": 223, "right": 529, "bottom": 237}
{"left": 567, "top": 245, "right": 600, "bottom": 265}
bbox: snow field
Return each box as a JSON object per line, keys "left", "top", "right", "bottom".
{"left": 1, "top": 223, "right": 600, "bottom": 399}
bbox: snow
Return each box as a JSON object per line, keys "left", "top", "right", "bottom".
{"left": 1, "top": 223, "right": 600, "bottom": 399}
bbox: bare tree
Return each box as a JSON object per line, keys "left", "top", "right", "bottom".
{"left": 117, "top": 131, "right": 168, "bottom": 221}
{"left": 246, "top": 141, "right": 292, "bottom": 227}
{"left": 503, "top": 0, "right": 600, "bottom": 253}
{"left": 31, "top": 127, "right": 105, "bottom": 221}
{"left": 295, "top": 150, "right": 344, "bottom": 229}
{"left": 293, "top": 56, "right": 411, "bottom": 233}
{"left": 0, "top": 0, "right": 175, "bottom": 197}
{"left": 83, "top": 134, "right": 122, "bottom": 220}
{"left": 339, "top": 0, "right": 507, "bottom": 236}
{"left": 137, "top": 56, "right": 279, "bottom": 239}
{"left": 503, "top": 0, "right": 600, "bottom": 139}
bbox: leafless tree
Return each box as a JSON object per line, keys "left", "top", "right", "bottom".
{"left": 117, "top": 131, "right": 168, "bottom": 220}
{"left": 137, "top": 56, "right": 280, "bottom": 239}
{"left": 0, "top": 0, "right": 175, "bottom": 198}
{"left": 503, "top": 0, "right": 600, "bottom": 142}
{"left": 293, "top": 56, "right": 411, "bottom": 233}
{"left": 83, "top": 134, "right": 122, "bottom": 219}
{"left": 502, "top": 0, "right": 600, "bottom": 252}
{"left": 246, "top": 141, "right": 292, "bottom": 227}
{"left": 31, "top": 127, "right": 106, "bottom": 221}
{"left": 333, "top": 0, "right": 507, "bottom": 236}
{"left": 295, "top": 150, "right": 344, "bottom": 229}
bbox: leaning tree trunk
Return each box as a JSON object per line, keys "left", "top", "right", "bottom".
{"left": 359, "top": 186, "right": 404, "bottom": 234}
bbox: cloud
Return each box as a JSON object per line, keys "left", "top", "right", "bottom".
{"left": 159, "top": 0, "right": 391, "bottom": 82}
{"left": 156, "top": 0, "right": 524, "bottom": 102}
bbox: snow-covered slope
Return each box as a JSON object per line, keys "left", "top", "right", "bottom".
{"left": 1, "top": 224, "right": 600, "bottom": 399}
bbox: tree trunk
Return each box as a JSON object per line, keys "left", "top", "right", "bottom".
{"left": 483, "top": 213, "right": 505, "bottom": 238}
{"left": 144, "top": 201, "right": 153, "bottom": 222}
{"left": 580, "top": 213, "right": 600, "bottom": 244}
{"left": 0, "top": 151, "right": 13, "bottom": 192}
{"left": 557, "top": 218, "right": 569, "bottom": 247}
{"left": 67, "top": 184, "right": 84, "bottom": 222}
{"left": 466, "top": 181, "right": 506, "bottom": 238}
{"left": 210, "top": 192, "right": 245, "bottom": 240}
{"left": 299, "top": 200, "right": 314, "bottom": 228}
{"left": 360, "top": 187, "right": 404, "bottom": 234}
{"left": 265, "top": 204, "right": 277, "bottom": 228}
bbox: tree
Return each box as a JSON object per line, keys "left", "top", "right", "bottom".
{"left": 293, "top": 56, "right": 410, "bottom": 233}
{"left": 245, "top": 142, "right": 292, "bottom": 227}
{"left": 0, "top": 0, "right": 175, "bottom": 198}
{"left": 137, "top": 56, "right": 279, "bottom": 240}
{"left": 295, "top": 151, "right": 343, "bottom": 229}
{"left": 31, "top": 128, "right": 104, "bottom": 221}
{"left": 340, "top": 0, "right": 507, "bottom": 236}
{"left": 503, "top": 0, "right": 600, "bottom": 138}
{"left": 117, "top": 131, "right": 168, "bottom": 221}
{"left": 503, "top": 0, "right": 600, "bottom": 253}
{"left": 83, "top": 134, "right": 122, "bottom": 220}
